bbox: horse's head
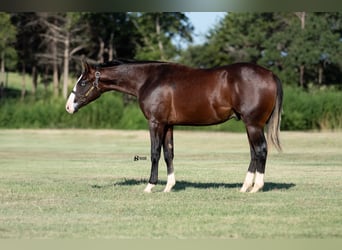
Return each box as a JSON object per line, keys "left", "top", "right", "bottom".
{"left": 66, "top": 60, "right": 103, "bottom": 114}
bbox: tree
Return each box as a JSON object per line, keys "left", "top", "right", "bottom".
{"left": 132, "top": 12, "right": 193, "bottom": 60}
{"left": 262, "top": 13, "right": 342, "bottom": 87}
{"left": 0, "top": 12, "right": 17, "bottom": 90}
{"left": 61, "top": 13, "right": 88, "bottom": 99}
{"left": 182, "top": 12, "right": 342, "bottom": 87}
{"left": 181, "top": 13, "right": 281, "bottom": 68}
{"left": 210, "top": 13, "right": 276, "bottom": 63}
{"left": 33, "top": 13, "right": 63, "bottom": 97}
{"left": 11, "top": 13, "right": 44, "bottom": 97}
{"left": 295, "top": 12, "right": 306, "bottom": 87}
{"left": 33, "top": 13, "right": 88, "bottom": 98}
{"left": 81, "top": 13, "right": 138, "bottom": 63}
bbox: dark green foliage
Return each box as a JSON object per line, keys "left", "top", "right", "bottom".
{"left": 281, "top": 87, "right": 342, "bottom": 130}
{"left": 132, "top": 12, "right": 193, "bottom": 61}
{"left": 1, "top": 93, "right": 130, "bottom": 129}
{"left": 1, "top": 87, "right": 341, "bottom": 131}
{"left": 182, "top": 13, "right": 342, "bottom": 87}
{"left": 0, "top": 13, "right": 17, "bottom": 70}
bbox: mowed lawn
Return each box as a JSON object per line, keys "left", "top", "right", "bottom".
{"left": 0, "top": 129, "right": 341, "bottom": 239}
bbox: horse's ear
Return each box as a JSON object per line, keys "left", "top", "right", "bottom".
{"left": 81, "top": 58, "right": 90, "bottom": 73}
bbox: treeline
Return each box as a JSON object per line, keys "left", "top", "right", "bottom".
{"left": 0, "top": 12, "right": 342, "bottom": 131}
{"left": 181, "top": 12, "right": 342, "bottom": 88}
{"left": 1, "top": 12, "right": 342, "bottom": 97}
{"left": 0, "top": 12, "right": 194, "bottom": 99}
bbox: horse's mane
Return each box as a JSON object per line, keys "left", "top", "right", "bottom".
{"left": 98, "top": 59, "right": 168, "bottom": 68}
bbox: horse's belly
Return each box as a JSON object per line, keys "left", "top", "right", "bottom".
{"left": 170, "top": 102, "right": 233, "bottom": 125}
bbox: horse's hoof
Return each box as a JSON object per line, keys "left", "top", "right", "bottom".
{"left": 144, "top": 183, "right": 155, "bottom": 193}
{"left": 240, "top": 185, "right": 252, "bottom": 193}
{"left": 163, "top": 173, "right": 175, "bottom": 192}
{"left": 250, "top": 184, "right": 264, "bottom": 193}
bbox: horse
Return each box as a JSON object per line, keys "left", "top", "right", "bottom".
{"left": 66, "top": 59, "right": 283, "bottom": 193}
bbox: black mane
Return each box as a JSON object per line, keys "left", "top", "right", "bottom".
{"left": 98, "top": 59, "right": 167, "bottom": 68}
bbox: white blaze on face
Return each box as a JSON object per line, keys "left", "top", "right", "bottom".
{"left": 66, "top": 74, "right": 82, "bottom": 114}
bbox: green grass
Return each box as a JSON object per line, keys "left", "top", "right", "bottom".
{"left": 0, "top": 130, "right": 341, "bottom": 239}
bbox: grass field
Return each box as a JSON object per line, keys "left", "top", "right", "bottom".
{"left": 0, "top": 129, "right": 341, "bottom": 239}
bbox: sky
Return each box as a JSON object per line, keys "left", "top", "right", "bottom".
{"left": 185, "top": 12, "right": 226, "bottom": 45}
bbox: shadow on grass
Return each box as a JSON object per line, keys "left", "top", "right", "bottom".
{"left": 92, "top": 178, "right": 295, "bottom": 192}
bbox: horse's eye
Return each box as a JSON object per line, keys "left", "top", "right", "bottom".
{"left": 80, "top": 81, "right": 87, "bottom": 87}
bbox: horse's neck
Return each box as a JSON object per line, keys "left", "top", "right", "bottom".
{"left": 102, "top": 63, "right": 161, "bottom": 96}
{"left": 101, "top": 65, "right": 145, "bottom": 96}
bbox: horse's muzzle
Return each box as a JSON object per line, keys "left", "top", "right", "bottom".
{"left": 66, "top": 102, "right": 79, "bottom": 114}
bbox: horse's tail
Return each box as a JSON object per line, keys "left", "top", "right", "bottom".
{"left": 267, "top": 74, "right": 283, "bottom": 152}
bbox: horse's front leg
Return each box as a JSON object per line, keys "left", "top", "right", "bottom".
{"left": 163, "top": 125, "right": 175, "bottom": 192}
{"left": 144, "top": 121, "right": 165, "bottom": 193}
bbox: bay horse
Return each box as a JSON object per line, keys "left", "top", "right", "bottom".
{"left": 66, "top": 59, "right": 282, "bottom": 193}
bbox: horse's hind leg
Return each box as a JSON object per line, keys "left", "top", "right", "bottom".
{"left": 163, "top": 125, "right": 176, "bottom": 192}
{"left": 240, "top": 125, "right": 267, "bottom": 193}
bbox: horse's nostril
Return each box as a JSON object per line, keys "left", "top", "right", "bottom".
{"left": 66, "top": 104, "right": 74, "bottom": 114}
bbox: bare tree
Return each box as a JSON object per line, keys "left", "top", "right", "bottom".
{"left": 131, "top": 12, "right": 193, "bottom": 61}
{"left": 295, "top": 12, "right": 306, "bottom": 88}
{"left": 34, "top": 13, "right": 63, "bottom": 97}
{"left": 61, "top": 13, "right": 87, "bottom": 99}
{"left": 35, "top": 13, "right": 87, "bottom": 98}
